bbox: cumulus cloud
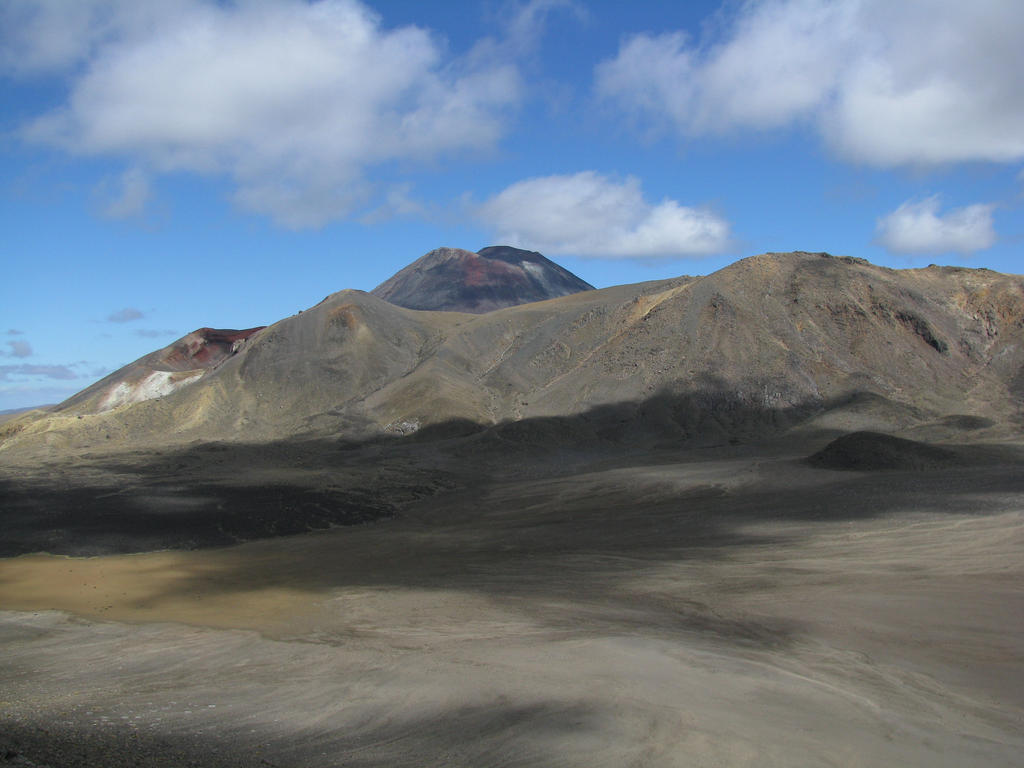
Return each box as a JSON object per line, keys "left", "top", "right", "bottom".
{"left": 5, "top": 340, "right": 33, "bottom": 358}
{"left": 875, "top": 197, "right": 996, "bottom": 255}
{"left": 477, "top": 172, "right": 731, "bottom": 258}
{"left": 0, "top": 0, "right": 158, "bottom": 75}
{"left": 10, "top": 0, "right": 520, "bottom": 228}
{"left": 135, "top": 329, "right": 178, "bottom": 339}
{"left": 7, "top": 329, "right": 24, "bottom": 335}
{"left": 596, "top": 0, "right": 1024, "bottom": 166}
{"left": 107, "top": 307, "right": 144, "bottom": 323}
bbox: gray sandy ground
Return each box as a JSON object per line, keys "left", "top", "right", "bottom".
{"left": 2, "top": 441, "right": 1023, "bottom": 766}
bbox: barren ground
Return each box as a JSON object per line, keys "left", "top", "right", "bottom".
{"left": 1, "top": 436, "right": 1023, "bottom": 766}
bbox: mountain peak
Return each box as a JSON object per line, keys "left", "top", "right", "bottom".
{"left": 370, "top": 245, "right": 594, "bottom": 314}
{"left": 475, "top": 245, "right": 547, "bottom": 264}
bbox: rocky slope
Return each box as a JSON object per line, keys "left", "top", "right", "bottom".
{"left": 370, "top": 245, "right": 594, "bottom": 313}
{"left": 2, "top": 251, "right": 1022, "bottom": 457}
{"left": 56, "top": 327, "right": 265, "bottom": 414}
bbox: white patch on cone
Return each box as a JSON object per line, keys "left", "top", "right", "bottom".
{"left": 100, "top": 370, "right": 205, "bottom": 411}
{"left": 521, "top": 261, "right": 556, "bottom": 292}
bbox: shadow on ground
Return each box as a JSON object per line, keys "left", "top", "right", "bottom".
{"left": 2, "top": 386, "right": 1023, "bottom": 768}
{"left": 1, "top": 383, "right": 1019, "bottom": 557}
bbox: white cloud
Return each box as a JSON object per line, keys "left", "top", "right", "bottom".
{"left": 477, "top": 172, "right": 731, "bottom": 258}
{"left": 10, "top": 0, "right": 520, "bottom": 228}
{"left": 0, "top": 0, "right": 168, "bottom": 75}
{"left": 596, "top": 0, "right": 1024, "bottom": 166}
{"left": 875, "top": 196, "right": 996, "bottom": 255}
{"left": 107, "top": 307, "right": 144, "bottom": 323}
{"left": 501, "top": 0, "right": 584, "bottom": 54}
{"left": 100, "top": 167, "right": 150, "bottom": 219}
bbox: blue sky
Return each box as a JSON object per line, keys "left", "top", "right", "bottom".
{"left": 1, "top": 0, "right": 1022, "bottom": 410}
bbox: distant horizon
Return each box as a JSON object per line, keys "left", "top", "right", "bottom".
{"left": 3, "top": 0, "right": 1022, "bottom": 410}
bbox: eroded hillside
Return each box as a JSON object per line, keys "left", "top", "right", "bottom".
{"left": 2, "top": 252, "right": 1022, "bottom": 459}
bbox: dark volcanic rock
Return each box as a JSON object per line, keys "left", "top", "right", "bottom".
{"left": 807, "top": 431, "right": 959, "bottom": 471}
{"left": 370, "top": 245, "right": 594, "bottom": 313}
{"left": 0, "top": 475, "right": 395, "bottom": 557}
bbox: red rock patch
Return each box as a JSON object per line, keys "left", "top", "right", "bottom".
{"left": 159, "top": 327, "right": 264, "bottom": 371}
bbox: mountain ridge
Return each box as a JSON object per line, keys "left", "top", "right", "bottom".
{"left": 2, "top": 250, "right": 1023, "bottom": 457}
